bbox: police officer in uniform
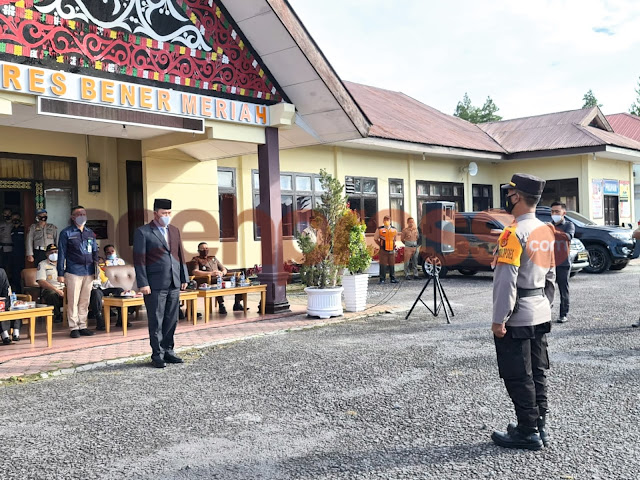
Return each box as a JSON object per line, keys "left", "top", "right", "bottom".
{"left": 26, "top": 209, "right": 58, "bottom": 266}
{"left": 491, "top": 173, "right": 556, "bottom": 451}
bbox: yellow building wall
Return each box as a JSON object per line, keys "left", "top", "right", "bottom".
{"left": 588, "top": 155, "right": 634, "bottom": 225}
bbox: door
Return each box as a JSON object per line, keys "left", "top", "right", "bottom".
{"left": 44, "top": 188, "right": 73, "bottom": 236}
{"left": 604, "top": 196, "right": 619, "bottom": 226}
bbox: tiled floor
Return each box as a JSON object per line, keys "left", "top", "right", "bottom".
{"left": 0, "top": 295, "right": 391, "bottom": 379}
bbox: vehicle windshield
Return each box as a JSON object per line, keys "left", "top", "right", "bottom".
{"left": 566, "top": 211, "right": 596, "bottom": 226}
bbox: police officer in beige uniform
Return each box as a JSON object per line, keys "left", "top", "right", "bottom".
{"left": 26, "top": 209, "right": 58, "bottom": 266}
{"left": 491, "top": 173, "right": 556, "bottom": 451}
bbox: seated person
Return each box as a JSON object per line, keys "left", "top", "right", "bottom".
{"left": 36, "top": 244, "right": 64, "bottom": 324}
{"left": 0, "top": 267, "right": 21, "bottom": 344}
{"left": 89, "top": 244, "right": 126, "bottom": 330}
{"left": 191, "top": 242, "right": 246, "bottom": 314}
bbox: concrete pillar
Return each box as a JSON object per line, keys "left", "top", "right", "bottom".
{"left": 257, "top": 127, "right": 290, "bottom": 314}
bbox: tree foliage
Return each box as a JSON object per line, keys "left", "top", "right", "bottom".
{"left": 453, "top": 93, "right": 503, "bottom": 123}
{"left": 334, "top": 209, "right": 373, "bottom": 275}
{"left": 629, "top": 76, "right": 640, "bottom": 116}
{"left": 582, "top": 89, "right": 602, "bottom": 109}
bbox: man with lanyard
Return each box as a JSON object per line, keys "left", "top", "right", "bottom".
{"left": 491, "top": 173, "right": 556, "bottom": 451}
{"left": 549, "top": 201, "right": 575, "bottom": 324}
{"left": 89, "top": 244, "right": 127, "bottom": 330}
{"left": 57, "top": 206, "right": 98, "bottom": 337}
{"left": 0, "top": 208, "right": 13, "bottom": 272}
{"left": 374, "top": 215, "right": 398, "bottom": 284}
{"left": 401, "top": 217, "right": 419, "bottom": 280}
{"left": 26, "top": 209, "right": 58, "bottom": 266}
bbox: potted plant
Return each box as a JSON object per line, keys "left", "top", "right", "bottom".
{"left": 335, "top": 209, "right": 373, "bottom": 312}
{"left": 297, "top": 169, "right": 348, "bottom": 318}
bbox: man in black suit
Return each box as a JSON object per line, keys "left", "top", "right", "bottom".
{"left": 133, "top": 199, "right": 188, "bottom": 368}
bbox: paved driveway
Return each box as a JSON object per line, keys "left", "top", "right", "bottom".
{"left": 1, "top": 268, "right": 639, "bottom": 479}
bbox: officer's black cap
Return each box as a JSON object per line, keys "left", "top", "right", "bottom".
{"left": 501, "top": 173, "right": 546, "bottom": 196}
{"left": 46, "top": 244, "right": 57, "bottom": 252}
{"left": 153, "top": 198, "right": 172, "bottom": 210}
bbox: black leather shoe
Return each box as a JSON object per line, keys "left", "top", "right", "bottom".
{"left": 507, "top": 419, "right": 548, "bottom": 446}
{"left": 2, "top": 337, "right": 11, "bottom": 345}
{"left": 164, "top": 353, "right": 184, "bottom": 364}
{"left": 390, "top": 279, "right": 398, "bottom": 284}
{"left": 492, "top": 425, "right": 543, "bottom": 450}
{"left": 151, "top": 358, "right": 166, "bottom": 368}
{"left": 12, "top": 335, "right": 20, "bottom": 342}
{"left": 219, "top": 305, "right": 227, "bottom": 315}
{"left": 78, "top": 328, "right": 95, "bottom": 336}
{"left": 233, "top": 303, "right": 247, "bottom": 311}
{"left": 96, "top": 325, "right": 106, "bottom": 331}
{"left": 115, "top": 321, "right": 132, "bottom": 328}
{"left": 70, "top": 330, "right": 80, "bottom": 338}
{"left": 379, "top": 279, "right": 385, "bottom": 284}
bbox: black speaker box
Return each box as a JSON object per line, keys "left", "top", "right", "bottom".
{"left": 420, "top": 201, "right": 455, "bottom": 255}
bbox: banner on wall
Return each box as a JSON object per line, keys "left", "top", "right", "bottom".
{"left": 591, "top": 179, "right": 604, "bottom": 219}
{"left": 619, "top": 180, "right": 631, "bottom": 219}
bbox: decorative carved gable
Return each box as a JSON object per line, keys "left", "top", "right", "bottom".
{"left": 0, "top": 0, "right": 283, "bottom": 102}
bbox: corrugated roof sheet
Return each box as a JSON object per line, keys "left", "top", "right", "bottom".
{"left": 607, "top": 113, "right": 640, "bottom": 142}
{"left": 479, "top": 108, "right": 640, "bottom": 153}
{"left": 344, "top": 81, "right": 505, "bottom": 153}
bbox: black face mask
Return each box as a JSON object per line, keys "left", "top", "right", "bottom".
{"left": 39, "top": 216, "right": 47, "bottom": 222}
{"left": 505, "top": 194, "right": 518, "bottom": 214}
{"left": 12, "top": 220, "right": 20, "bottom": 225}
{"left": 199, "top": 250, "right": 208, "bottom": 258}
{"left": 3, "top": 216, "right": 10, "bottom": 221}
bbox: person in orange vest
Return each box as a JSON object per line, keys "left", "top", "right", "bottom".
{"left": 374, "top": 215, "right": 398, "bottom": 284}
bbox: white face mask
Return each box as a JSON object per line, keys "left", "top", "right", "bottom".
{"left": 49, "top": 253, "right": 58, "bottom": 262}
{"left": 159, "top": 216, "right": 171, "bottom": 227}
{"left": 551, "top": 214, "right": 563, "bottom": 223}
{"left": 74, "top": 215, "right": 87, "bottom": 227}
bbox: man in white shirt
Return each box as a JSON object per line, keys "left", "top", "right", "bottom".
{"left": 89, "top": 244, "right": 126, "bottom": 330}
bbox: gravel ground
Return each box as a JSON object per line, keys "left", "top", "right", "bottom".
{"left": 1, "top": 266, "right": 639, "bottom": 480}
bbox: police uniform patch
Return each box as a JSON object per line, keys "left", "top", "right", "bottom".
{"left": 496, "top": 226, "right": 522, "bottom": 267}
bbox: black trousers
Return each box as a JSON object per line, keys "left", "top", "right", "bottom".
{"left": 1, "top": 318, "right": 21, "bottom": 333}
{"left": 89, "top": 287, "right": 124, "bottom": 327}
{"left": 494, "top": 322, "right": 551, "bottom": 428}
{"left": 556, "top": 266, "right": 570, "bottom": 317}
{"left": 144, "top": 288, "right": 180, "bottom": 361}
{"left": 40, "top": 288, "right": 63, "bottom": 321}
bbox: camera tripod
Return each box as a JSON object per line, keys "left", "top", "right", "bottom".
{"left": 405, "top": 257, "right": 454, "bottom": 323}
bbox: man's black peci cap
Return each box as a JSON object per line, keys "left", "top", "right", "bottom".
{"left": 501, "top": 173, "right": 546, "bottom": 196}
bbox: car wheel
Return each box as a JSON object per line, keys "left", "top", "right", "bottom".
{"left": 458, "top": 269, "right": 478, "bottom": 276}
{"left": 609, "top": 261, "right": 629, "bottom": 271}
{"left": 584, "top": 245, "right": 612, "bottom": 273}
{"left": 422, "top": 256, "right": 448, "bottom": 278}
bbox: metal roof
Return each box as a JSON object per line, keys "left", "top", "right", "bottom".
{"left": 606, "top": 113, "right": 640, "bottom": 142}
{"left": 344, "top": 82, "right": 506, "bottom": 153}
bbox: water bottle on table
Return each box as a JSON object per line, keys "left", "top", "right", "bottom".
{"left": 216, "top": 274, "right": 222, "bottom": 289}
{"left": 230, "top": 274, "right": 236, "bottom": 288}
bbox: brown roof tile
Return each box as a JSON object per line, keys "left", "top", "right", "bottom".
{"left": 344, "top": 81, "right": 505, "bottom": 153}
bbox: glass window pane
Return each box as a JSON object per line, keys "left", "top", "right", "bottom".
{"left": 314, "top": 177, "right": 324, "bottom": 192}
{"left": 442, "top": 185, "right": 453, "bottom": 196}
{"left": 219, "top": 193, "right": 236, "bottom": 238}
{"left": 43, "top": 160, "right": 70, "bottom": 181}
{"left": 454, "top": 217, "right": 469, "bottom": 234}
{"left": 296, "top": 196, "right": 313, "bottom": 234}
{"left": 417, "top": 182, "right": 428, "bottom": 196}
{"left": 253, "top": 172, "right": 260, "bottom": 190}
{"left": 218, "top": 170, "right": 234, "bottom": 189}
{"left": 348, "top": 196, "right": 361, "bottom": 216}
{"left": 390, "top": 180, "right": 403, "bottom": 195}
{"left": 363, "top": 179, "right": 376, "bottom": 194}
{"left": 454, "top": 186, "right": 463, "bottom": 196}
{"left": 364, "top": 197, "right": 378, "bottom": 233}
{"left": 483, "top": 187, "right": 490, "bottom": 197}
{"left": 354, "top": 178, "right": 362, "bottom": 193}
{"left": 296, "top": 176, "right": 312, "bottom": 191}
{"left": 390, "top": 198, "right": 404, "bottom": 230}
{"left": 472, "top": 186, "right": 479, "bottom": 197}
{"left": 0, "top": 158, "right": 34, "bottom": 179}
{"left": 430, "top": 184, "right": 441, "bottom": 196}
{"left": 281, "top": 175, "right": 293, "bottom": 191}
{"left": 254, "top": 194, "right": 261, "bottom": 238}
{"left": 281, "top": 195, "right": 294, "bottom": 237}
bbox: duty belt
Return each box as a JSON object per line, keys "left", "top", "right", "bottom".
{"left": 517, "top": 287, "right": 545, "bottom": 298}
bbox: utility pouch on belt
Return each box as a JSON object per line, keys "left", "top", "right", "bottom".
{"left": 513, "top": 287, "right": 545, "bottom": 313}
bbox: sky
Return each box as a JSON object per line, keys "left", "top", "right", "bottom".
{"left": 287, "top": 0, "right": 640, "bottom": 120}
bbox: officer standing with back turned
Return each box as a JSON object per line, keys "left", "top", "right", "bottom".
{"left": 491, "top": 173, "right": 556, "bottom": 451}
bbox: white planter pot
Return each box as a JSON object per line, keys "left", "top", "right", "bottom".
{"left": 364, "top": 261, "right": 380, "bottom": 277}
{"left": 305, "top": 287, "right": 344, "bottom": 319}
{"left": 342, "top": 274, "right": 369, "bottom": 312}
